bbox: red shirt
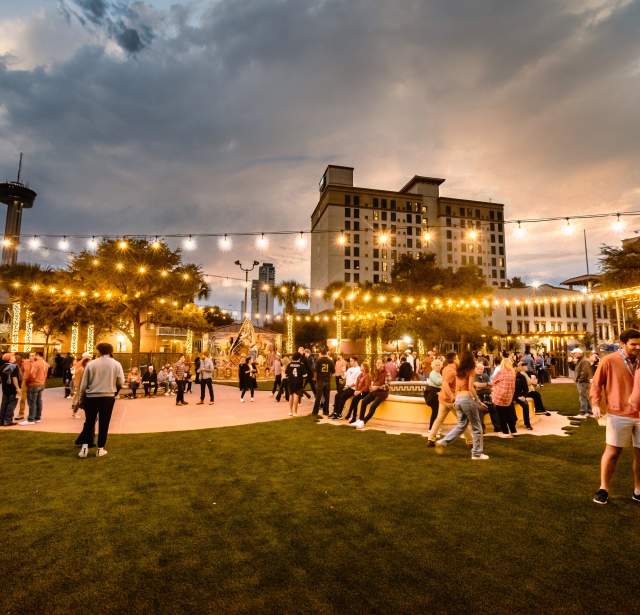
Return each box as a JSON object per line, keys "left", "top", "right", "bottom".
{"left": 591, "top": 351, "right": 637, "bottom": 417}
{"left": 491, "top": 369, "right": 515, "bottom": 406}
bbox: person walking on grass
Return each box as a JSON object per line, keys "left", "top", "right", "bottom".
{"left": 591, "top": 329, "right": 640, "bottom": 505}
{"left": 197, "top": 351, "right": 215, "bottom": 405}
{"left": 573, "top": 349, "right": 593, "bottom": 419}
{"left": 285, "top": 352, "right": 307, "bottom": 416}
{"left": 76, "top": 343, "right": 125, "bottom": 458}
{"left": 435, "top": 351, "right": 489, "bottom": 460}
{"left": 21, "top": 351, "right": 48, "bottom": 425}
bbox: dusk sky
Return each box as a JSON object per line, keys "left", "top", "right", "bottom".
{"left": 1, "top": 0, "right": 639, "bottom": 312}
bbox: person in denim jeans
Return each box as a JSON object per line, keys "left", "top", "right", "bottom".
{"left": 21, "top": 351, "right": 48, "bottom": 425}
{"left": 435, "top": 351, "right": 489, "bottom": 460}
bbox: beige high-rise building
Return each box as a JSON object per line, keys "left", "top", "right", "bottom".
{"left": 311, "top": 165, "right": 507, "bottom": 311}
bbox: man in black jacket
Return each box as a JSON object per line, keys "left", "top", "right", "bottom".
{"left": 398, "top": 355, "right": 413, "bottom": 381}
{"left": 286, "top": 352, "right": 307, "bottom": 416}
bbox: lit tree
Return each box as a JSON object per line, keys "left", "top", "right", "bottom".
{"left": 275, "top": 280, "right": 308, "bottom": 353}
{"left": 600, "top": 242, "right": 640, "bottom": 288}
{"left": 67, "top": 239, "right": 209, "bottom": 353}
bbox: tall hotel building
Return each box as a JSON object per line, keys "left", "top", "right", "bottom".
{"left": 311, "top": 165, "right": 506, "bottom": 312}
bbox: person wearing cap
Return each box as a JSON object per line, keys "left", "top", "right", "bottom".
{"left": 572, "top": 348, "right": 593, "bottom": 419}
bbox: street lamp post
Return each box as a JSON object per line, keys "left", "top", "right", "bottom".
{"left": 234, "top": 260, "right": 260, "bottom": 320}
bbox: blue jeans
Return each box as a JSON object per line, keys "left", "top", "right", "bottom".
{"left": 0, "top": 392, "right": 18, "bottom": 424}
{"left": 27, "top": 385, "right": 45, "bottom": 421}
{"left": 577, "top": 382, "right": 592, "bottom": 415}
{"left": 443, "top": 396, "right": 484, "bottom": 457}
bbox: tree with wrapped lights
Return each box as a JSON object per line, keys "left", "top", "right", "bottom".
{"left": 275, "top": 280, "right": 308, "bottom": 354}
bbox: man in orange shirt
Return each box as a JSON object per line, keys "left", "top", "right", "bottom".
{"left": 591, "top": 329, "right": 640, "bottom": 505}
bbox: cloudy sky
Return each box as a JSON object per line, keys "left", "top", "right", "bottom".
{"left": 1, "top": 0, "right": 639, "bottom": 311}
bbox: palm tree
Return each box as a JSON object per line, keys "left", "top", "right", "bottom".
{"left": 275, "top": 280, "right": 308, "bottom": 353}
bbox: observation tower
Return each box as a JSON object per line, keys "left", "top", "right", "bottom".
{"left": 0, "top": 154, "right": 37, "bottom": 265}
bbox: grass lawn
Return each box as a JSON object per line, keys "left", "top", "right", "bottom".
{"left": 1, "top": 384, "right": 638, "bottom": 614}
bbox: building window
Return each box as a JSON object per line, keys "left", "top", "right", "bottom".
{"left": 381, "top": 211, "right": 387, "bottom": 221}
{"left": 353, "top": 247, "right": 359, "bottom": 257}
{"left": 447, "top": 254, "right": 453, "bottom": 263}
{"left": 382, "top": 199, "right": 387, "bottom": 209}
{"left": 344, "top": 247, "right": 351, "bottom": 256}
{"left": 491, "top": 234, "right": 495, "bottom": 243}
{"left": 406, "top": 213, "right": 412, "bottom": 223}
{"left": 344, "top": 272, "right": 351, "bottom": 282}
{"left": 407, "top": 239, "right": 413, "bottom": 248}
{"left": 500, "top": 270, "right": 505, "bottom": 279}
{"left": 407, "top": 227, "right": 413, "bottom": 236}
{"left": 353, "top": 260, "right": 360, "bottom": 270}
{"left": 461, "top": 255, "right": 467, "bottom": 265}
{"left": 354, "top": 234, "right": 360, "bottom": 244}
{"left": 345, "top": 207, "right": 351, "bottom": 218}
{"left": 353, "top": 195, "right": 360, "bottom": 206}
{"left": 353, "top": 221, "right": 360, "bottom": 231}
{"left": 373, "top": 274, "right": 379, "bottom": 283}
{"left": 507, "top": 321, "right": 512, "bottom": 334}
{"left": 345, "top": 195, "right": 351, "bottom": 206}
{"left": 477, "top": 256, "right": 482, "bottom": 265}
{"left": 390, "top": 200, "right": 396, "bottom": 210}
{"left": 447, "top": 242, "right": 452, "bottom": 252}
{"left": 373, "top": 198, "right": 379, "bottom": 208}
{"left": 373, "top": 261, "right": 379, "bottom": 271}
{"left": 373, "top": 249, "right": 379, "bottom": 258}
{"left": 353, "top": 208, "right": 360, "bottom": 219}
{"left": 390, "top": 211, "right": 396, "bottom": 222}
{"left": 447, "top": 230, "right": 452, "bottom": 239}
{"left": 582, "top": 304, "right": 586, "bottom": 318}
{"left": 344, "top": 259, "right": 350, "bottom": 269}
{"left": 416, "top": 214, "right": 421, "bottom": 224}
{"left": 492, "top": 269, "right": 497, "bottom": 278}
{"left": 345, "top": 220, "right": 351, "bottom": 230}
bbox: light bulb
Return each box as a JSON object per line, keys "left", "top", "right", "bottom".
{"left": 422, "top": 230, "right": 432, "bottom": 242}
{"left": 612, "top": 215, "right": 625, "bottom": 232}
{"left": 467, "top": 229, "right": 479, "bottom": 241}
{"left": 87, "top": 236, "right": 98, "bottom": 250}
{"left": 337, "top": 232, "right": 347, "bottom": 246}
{"left": 58, "top": 237, "right": 70, "bottom": 250}
{"left": 378, "top": 232, "right": 389, "bottom": 245}
{"left": 562, "top": 219, "right": 574, "bottom": 235}
{"left": 183, "top": 236, "right": 196, "bottom": 250}
{"left": 514, "top": 223, "right": 526, "bottom": 238}
{"left": 118, "top": 239, "right": 128, "bottom": 250}
{"left": 2, "top": 237, "right": 12, "bottom": 247}
{"left": 295, "top": 232, "right": 307, "bottom": 250}
{"left": 256, "top": 234, "right": 269, "bottom": 250}
{"left": 219, "top": 234, "right": 232, "bottom": 251}
{"left": 29, "top": 236, "right": 41, "bottom": 250}
{"left": 151, "top": 237, "right": 161, "bottom": 250}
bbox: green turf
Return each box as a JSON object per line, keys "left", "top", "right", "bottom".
{"left": 0, "top": 384, "right": 638, "bottom": 614}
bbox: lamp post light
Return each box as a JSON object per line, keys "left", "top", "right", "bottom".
{"left": 234, "top": 260, "right": 260, "bottom": 320}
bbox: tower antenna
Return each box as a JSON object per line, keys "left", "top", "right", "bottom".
{"left": 16, "top": 152, "right": 23, "bottom": 184}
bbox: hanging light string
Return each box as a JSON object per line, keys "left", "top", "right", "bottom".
{"left": 1, "top": 208, "right": 639, "bottom": 248}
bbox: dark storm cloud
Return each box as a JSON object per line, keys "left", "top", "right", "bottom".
{"left": 59, "top": 0, "right": 154, "bottom": 53}
{"left": 1, "top": 0, "right": 639, "bottom": 302}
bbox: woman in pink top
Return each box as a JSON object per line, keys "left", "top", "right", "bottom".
{"left": 491, "top": 358, "right": 517, "bottom": 436}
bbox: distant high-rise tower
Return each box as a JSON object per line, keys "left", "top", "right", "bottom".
{"left": 1, "top": 154, "right": 37, "bottom": 265}
{"left": 251, "top": 263, "right": 276, "bottom": 326}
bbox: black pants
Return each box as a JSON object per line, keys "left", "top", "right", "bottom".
{"left": 359, "top": 392, "right": 385, "bottom": 423}
{"left": 483, "top": 402, "right": 502, "bottom": 432}
{"left": 303, "top": 376, "right": 315, "bottom": 399}
{"left": 313, "top": 381, "right": 331, "bottom": 415}
{"left": 345, "top": 392, "right": 366, "bottom": 422}
{"left": 143, "top": 382, "right": 158, "bottom": 396}
{"left": 130, "top": 383, "right": 139, "bottom": 398}
{"left": 272, "top": 375, "right": 282, "bottom": 395}
{"left": 335, "top": 376, "right": 344, "bottom": 395}
{"left": 241, "top": 384, "right": 255, "bottom": 399}
{"left": 200, "top": 378, "right": 214, "bottom": 402}
{"left": 333, "top": 387, "right": 355, "bottom": 417}
{"left": 514, "top": 398, "right": 532, "bottom": 428}
{"left": 527, "top": 391, "right": 545, "bottom": 413}
{"left": 496, "top": 404, "right": 516, "bottom": 434}
{"left": 275, "top": 378, "right": 289, "bottom": 402}
{"left": 75, "top": 397, "right": 115, "bottom": 448}
{"left": 186, "top": 380, "right": 192, "bottom": 393}
{"left": 423, "top": 387, "right": 440, "bottom": 429}
{"left": 176, "top": 380, "right": 186, "bottom": 404}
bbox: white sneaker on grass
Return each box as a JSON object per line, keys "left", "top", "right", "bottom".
{"left": 472, "top": 454, "right": 490, "bottom": 460}
{"left": 19, "top": 420, "right": 34, "bottom": 426}
{"left": 78, "top": 445, "right": 88, "bottom": 458}
{"left": 356, "top": 420, "right": 365, "bottom": 430}
{"left": 96, "top": 448, "right": 108, "bottom": 457}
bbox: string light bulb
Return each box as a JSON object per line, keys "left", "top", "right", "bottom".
{"left": 29, "top": 236, "right": 41, "bottom": 250}
{"left": 118, "top": 239, "right": 128, "bottom": 250}
{"left": 514, "top": 222, "right": 526, "bottom": 238}
{"left": 562, "top": 218, "right": 574, "bottom": 235}
{"left": 219, "top": 234, "right": 232, "bottom": 251}
{"left": 612, "top": 214, "right": 625, "bottom": 232}
{"left": 183, "top": 235, "right": 196, "bottom": 251}
{"left": 58, "top": 237, "right": 70, "bottom": 250}
{"left": 422, "top": 229, "right": 432, "bottom": 242}
{"left": 256, "top": 233, "right": 269, "bottom": 250}
{"left": 151, "top": 237, "right": 161, "bottom": 250}
{"left": 87, "top": 236, "right": 98, "bottom": 250}
{"left": 295, "top": 232, "right": 307, "bottom": 250}
{"left": 378, "top": 232, "right": 390, "bottom": 245}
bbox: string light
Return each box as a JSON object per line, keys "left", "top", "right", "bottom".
{"left": 612, "top": 214, "right": 625, "bottom": 232}
{"left": 183, "top": 235, "right": 196, "bottom": 251}
{"left": 256, "top": 233, "right": 269, "bottom": 250}
{"left": 10, "top": 302, "right": 20, "bottom": 352}
{"left": 118, "top": 239, "right": 128, "bottom": 250}
{"left": 87, "top": 236, "right": 98, "bottom": 250}
{"left": 219, "top": 234, "right": 232, "bottom": 251}
{"left": 295, "top": 232, "right": 307, "bottom": 250}
{"left": 514, "top": 222, "right": 526, "bottom": 238}
{"left": 29, "top": 236, "right": 41, "bottom": 250}
{"left": 562, "top": 218, "right": 574, "bottom": 235}
{"left": 58, "top": 236, "right": 70, "bottom": 250}
{"left": 151, "top": 237, "right": 161, "bottom": 250}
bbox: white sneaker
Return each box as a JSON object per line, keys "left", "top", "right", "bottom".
{"left": 498, "top": 433, "right": 513, "bottom": 439}
{"left": 19, "top": 420, "right": 34, "bottom": 426}
{"left": 240, "top": 398, "right": 245, "bottom": 403}
{"left": 35, "top": 420, "right": 41, "bottom": 423}
{"left": 78, "top": 445, "right": 88, "bottom": 458}
{"left": 96, "top": 448, "right": 108, "bottom": 457}
{"left": 250, "top": 398, "right": 254, "bottom": 402}
{"left": 356, "top": 421, "right": 365, "bottom": 430}
{"left": 435, "top": 439, "right": 447, "bottom": 448}
{"left": 472, "top": 454, "right": 490, "bottom": 460}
